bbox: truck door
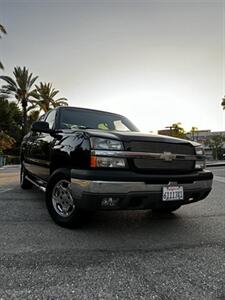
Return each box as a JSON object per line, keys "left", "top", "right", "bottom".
{"left": 28, "top": 110, "right": 56, "bottom": 180}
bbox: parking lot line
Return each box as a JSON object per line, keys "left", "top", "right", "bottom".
{"left": 0, "top": 188, "right": 14, "bottom": 194}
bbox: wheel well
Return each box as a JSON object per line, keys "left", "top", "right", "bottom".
{"left": 47, "top": 168, "right": 71, "bottom": 193}
{"left": 50, "top": 155, "right": 71, "bottom": 174}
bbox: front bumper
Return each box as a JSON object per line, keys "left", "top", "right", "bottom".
{"left": 70, "top": 169, "right": 213, "bottom": 211}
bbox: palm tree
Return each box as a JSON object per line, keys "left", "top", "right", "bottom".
{"left": 0, "top": 66, "right": 38, "bottom": 136}
{"left": 171, "top": 122, "right": 186, "bottom": 139}
{"left": 0, "top": 24, "right": 7, "bottom": 70}
{"left": 27, "top": 110, "right": 40, "bottom": 129}
{"left": 222, "top": 96, "right": 225, "bottom": 110}
{"left": 30, "top": 82, "right": 68, "bottom": 113}
{"left": 190, "top": 126, "right": 198, "bottom": 141}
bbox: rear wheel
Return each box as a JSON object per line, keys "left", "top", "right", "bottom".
{"left": 46, "top": 173, "right": 84, "bottom": 228}
{"left": 20, "top": 163, "right": 33, "bottom": 189}
{"left": 152, "top": 204, "right": 181, "bottom": 214}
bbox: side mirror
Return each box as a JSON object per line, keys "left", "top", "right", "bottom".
{"left": 31, "top": 121, "right": 51, "bottom": 133}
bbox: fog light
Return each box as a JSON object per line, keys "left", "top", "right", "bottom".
{"left": 101, "top": 197, "right": 120, "bottom": 207}
{"left": 195, "top": 160, "right": 206, "bottom": 169}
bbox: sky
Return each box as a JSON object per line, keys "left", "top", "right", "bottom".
{"left": 1, "top": 0, "right": 225, "bottom": 133}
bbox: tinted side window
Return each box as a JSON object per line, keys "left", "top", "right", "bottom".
{"left": 45, "top": 110, "right": 56, "bottom": 130}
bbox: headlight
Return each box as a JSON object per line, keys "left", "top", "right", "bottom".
{"left": 195, "top": 146, "right": 206, "bottom": 169}
{"left": 90, "top": 137, "right": 123, "bottom": 150}
{"left": 90, "top": 137, "right": 126, "bottom": 168}
{"left": 91, "top": 156, "right": 127, "bottom": 168}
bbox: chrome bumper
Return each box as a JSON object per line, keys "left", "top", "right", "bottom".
{"left": 70, "top": 178, "right": 212, "bottom": 199}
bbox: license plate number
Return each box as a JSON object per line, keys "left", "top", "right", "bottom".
{"left": 162, "top": 186, "right": 184, "bottom": 201}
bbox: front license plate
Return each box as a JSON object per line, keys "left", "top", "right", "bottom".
{"left": 162, "top": 186, "right": 184, "bottom": 201}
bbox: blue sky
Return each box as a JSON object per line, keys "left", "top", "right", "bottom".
{"left": 1, "top": 0, "right": 225, "bottom": 132}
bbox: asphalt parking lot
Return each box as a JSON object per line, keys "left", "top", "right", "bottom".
{"left": 0, "top": 165, "right": 224, "bottom": 299}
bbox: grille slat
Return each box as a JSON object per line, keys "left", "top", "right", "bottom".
{"left": 127, "top": 141, "right": 195, "bottom": 173}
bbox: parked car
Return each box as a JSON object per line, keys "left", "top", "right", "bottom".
{"left": 20, "top": 106, "right": 213, "bottom": 228}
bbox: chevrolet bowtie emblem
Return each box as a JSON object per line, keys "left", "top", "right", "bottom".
{"left": 160, "top": 152, "right": 176, "bottom": 161}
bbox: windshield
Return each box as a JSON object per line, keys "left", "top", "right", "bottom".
{"left": 59, "top": 108, "right": 139, "bottom": 132}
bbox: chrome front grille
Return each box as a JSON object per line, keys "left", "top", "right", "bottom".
{"left": 126, "top": 141, "right": 195, "bottom": 172}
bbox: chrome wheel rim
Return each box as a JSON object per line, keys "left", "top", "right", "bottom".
{"left": 52, "top": 180, "right": 75, "bottom": 217}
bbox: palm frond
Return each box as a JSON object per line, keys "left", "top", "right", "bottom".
{"left": 222, "top": 96, "right": 225, "bottom": 110}
{"left": 29, "top": 76, "right": 38, "bottom": 89}
{"left": 56, "top": 97, "right": 68, "bottom": 102}
{"left": 27, "top": 104, "right": 38, "bottom": 112}
{"left": 52, "top": 99, "right": 68, "bottom": 107}
{"left": 0, "top": 24, "right": 7, "bottom": 35}
{"left": 28, "top": 88, "right": 39, "bottom": 99}
{"left": 34, "top": 82, "right": 68, "bottom": 112}
{"left": 0, "top": 75, "right": 17, "bottom": 87}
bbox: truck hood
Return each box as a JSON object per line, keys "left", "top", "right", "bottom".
{"left": 82, "top": 129, "right": 198, "bottom": 146}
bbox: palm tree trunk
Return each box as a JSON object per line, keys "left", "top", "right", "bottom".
{"left": 22, "top": 98, "right": 27, "bottom": 136}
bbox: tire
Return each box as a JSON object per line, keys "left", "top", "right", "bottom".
{"left": 152, "top": 204, "right": 181, "bottom": 214}
{"left": 20, "top": 163, "right": 33, "bottom": 189}
{"left": 46, "top": 172, "right": 84, "bottom": 228}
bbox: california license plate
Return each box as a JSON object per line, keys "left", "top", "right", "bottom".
{"left": 162, "top": 186, "right": 184, "bottom": 201}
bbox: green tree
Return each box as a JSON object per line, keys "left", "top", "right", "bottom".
{"left": 189, "top": 126, "right": 198, "bottom": 141}
{"left": 170, "top": 122, "right": 186, "bottom": 139}
{"left": 0, "top": 24, "right": 7, "bottom": 70}
{"left": 0, "top": 66, "right": 38, "bottom": 136}
{"left": 0, "top": 131, "right": 16, "bottom": 152}
{"left": 205, "top": 134, "right": 225, "bottom": 160}
{"left": 30, "top": 82, "right": 68, "bottom": 113}
{"left": 0, "top": 96, "right": 23, "bottom": 154}
{"left": 222, "top": 95, "right": 225, "bottom": 110}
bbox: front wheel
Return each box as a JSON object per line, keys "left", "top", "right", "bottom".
{"left": 46, "top": 174, "right": 84, "bottom": 228}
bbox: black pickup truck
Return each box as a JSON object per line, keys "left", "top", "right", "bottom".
{"left": 20, "top": 106, "right": 213, "bottom": 228}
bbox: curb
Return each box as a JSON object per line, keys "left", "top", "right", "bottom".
{"left": 0, "top": 164, "right": 20, "bottom": 169}
{"left": 206, "top": 163, "right": 225, "bottom": 168}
